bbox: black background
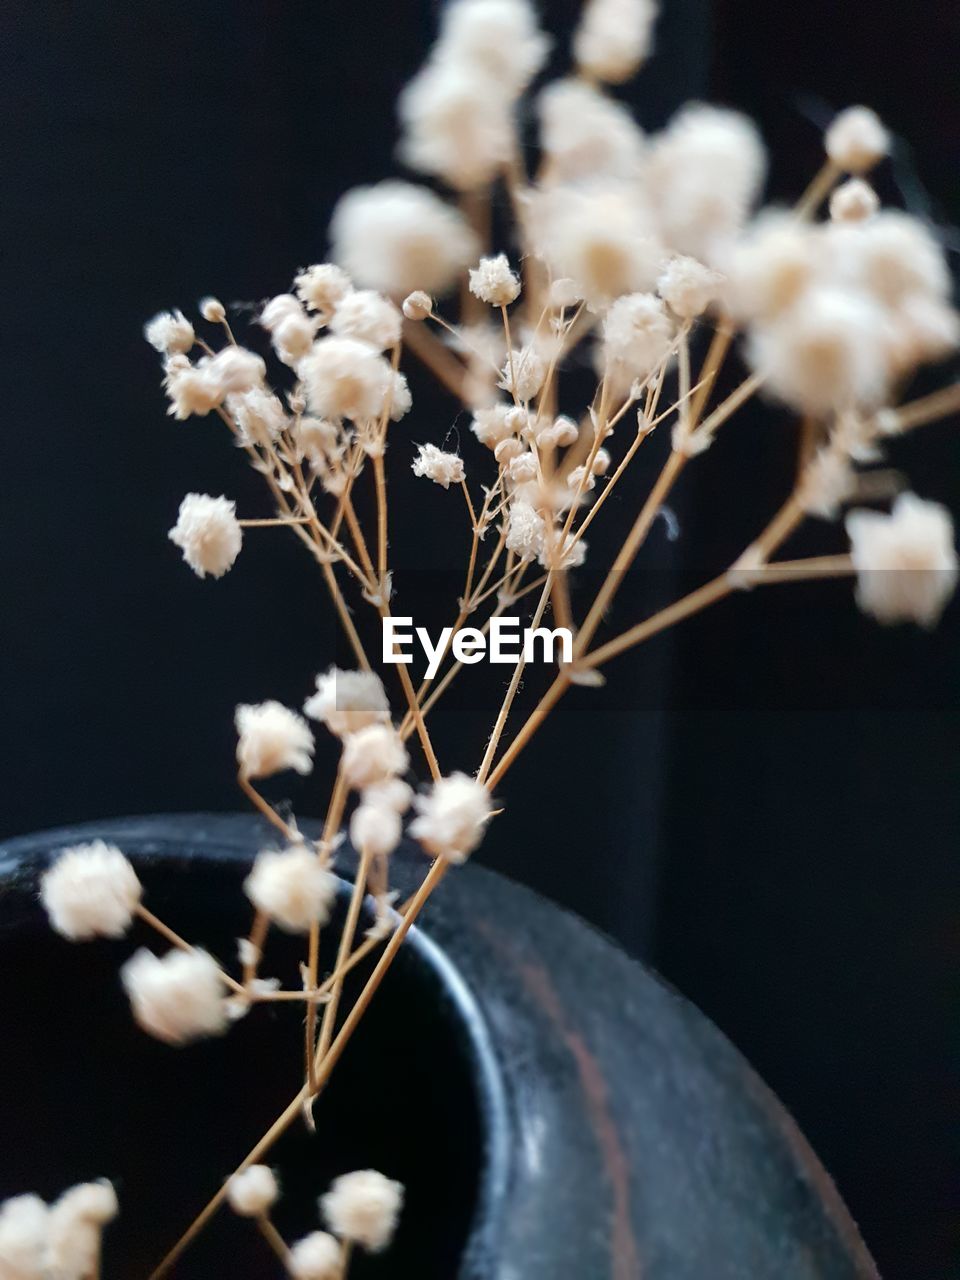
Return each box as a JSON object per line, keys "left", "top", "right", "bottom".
{"left": 2, "top": 1, "right": 959, "bottom": 1275}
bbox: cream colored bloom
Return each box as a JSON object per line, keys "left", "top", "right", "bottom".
{"left": 288, "top": 1231, "right": 342, "bottom": 1280}
{"left": 412, "top": 442, "right": 466, "bottom": 488}
{"left": 41, "top": 841, "right": 141, "bottom": 941}
{"left": 409, "top": 772, "right": 492, "bottom": 863}
{"left": 469, "top": 254, "right": 521, "bottom": 306}
{"left": 244, "top": 846, "right": 337, "bottom": 933}
{"left": 330, "top": 181, "right": 477, "bottom": 297}
{"left": 320, "top": 1170, "right": 403, "bottom": 1253}
{"left": 226, "top": 1166, "right": 279, "bottom": 1217}
{"left": 304, "top": 668, "right": 390, "bottom": 737}
{"left": 825, "top": 106, "right": 889, "bottom": 174}
{"left": 235, "top": 701, "right": 315, "bottom": 779}
{"left": 342, "top": 724, "right": 409, "bottom": 790}
{"left": 121, "top": 948, "right": 228, "bottom": 1045}
{"left": 846, "top": 493, "right": 958, "bottom": 627}
{"left": 168, "top": 493, "right": 242, "bottom": 579}
{"left": 145, "top": 309, "right": 195, "bottom": 354}
{"left": 574, "top": 0, "right": 657, "bottom": 84}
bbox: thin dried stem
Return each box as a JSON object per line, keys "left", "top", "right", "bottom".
{"left": 133, "top": 905, "right": 246, "bottom": 996}
{"left": 238, "top": 775, "right": 299, "bottom": 844}
{"left": 795, "top": 158, "right": 842, "bottom": 220}
{"left": 256, "top": 1214, "right": 291, "bottom": 1268}
{"left": 477, "top": 574, "right": 553, "bottom": 783}
{"left": 147, "top": 858, "right": 447, "bottom": 1280}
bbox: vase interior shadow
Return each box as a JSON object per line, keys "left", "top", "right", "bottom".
{"left": 0, "top": 842, "right": 496, "bottom": 1278}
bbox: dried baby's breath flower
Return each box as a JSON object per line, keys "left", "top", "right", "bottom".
{"left": 330, "top": 290, "right": 403, "bottom": 351}
{"left": 295, "top": 264, "right": 353, "bottom": 317}
{"left": 244, "top": 846, "right": 337, "bottom": 933}
{"left": 0, "top": 1194, "right": 47, "bottom": 1277}
{"left": 439, "top": 0, "right": 550, "bottom": 94}
{"left": 747, "top": 288, "right": 891, "bottom": 415}
{"left": 574, "top": 0, "right": 657, "bottom": 84}
{"left": 363, "top": 778, "right": 413, "bottom": 814}
{"left": 846, "top": 493, "right": 958, "bottom": 627}
{"left": 538, "top": 79, "right": 645, "bottom": 185}
{"left": 504, "top": 498, "right": 547, "bottom": 561}
{"left": 402, "top": 290, "right": 432, "bottom": 320}
{"left": 566, "top": 464, "right": 595, "bottom": 493}
{"left": 508, "top": 451, "right": 538, "bottom": 483}
{"left": 226, "top": 1167, "right": 279, "bottom": 1217}
{"left": 260, "top": 294, "right": 303, "bottom": 332}
{"left": 647, "top": 104, "right": 766, "bottom": 265}
{"left": 592, "top": 447, "right": 612, "bottom": 476}
{"left": 272, "top": 312, "right": 317, "bottom": 367}
{"left": 200, "top": 296, "right": 226, "bottom": 324}
{"left": 320, "top": 1170, "right": 404, "bottom": 1253}
{"left": 229, "top": 386, "right": 288, "bottom": 447}
{"left": 41, "top": 841, "right": 142, "bottom": 941}
{"left": 341, "top": 724, "right": 409, "bottom": 791}
{"left": 121, "top": 948, "right": 229, "bottom": 1045}
{"left": 235, "top": 701, "right": 315, "bottom": 779}
{"left": 412, "top": 442, "right": 466, "bottom": 488}
{"left": 207, "top": 345, "right": 267, "bottom": 394}
{"left": 657, "top": 255, "right": 723, "bottom": 318}
{"left": 409, "top": 772, "right": 492, "bottom": 863}
{"left": 725, "top": 214, "right": 818, "bottom": 321}
{"left": 825, "top": 105, "right": 890, "bottom": 174}
{"left": 288, "top": 1231, "right": 342, "bottom": 1280}
{"left": 145, "top": 309, "right": 195, "bottom": 354}
{"left": 548, "top": 277, "right": 581, "bottom": 309}
{"left": 842, "top": 212, "right": 951, "bottom": 307}
{"left": 330, "top": 181, "right": 477, "bottom": 297}
{"left": 350, "top": 800, "right": 402, "bottom": 858}
{"left": 47, "top": 1182, "right": 119, "bottom": 1280}
{"left": 295, "top": 417, "right": 341, "bottom": 472}
{"left": 164, "top": 346, "right": 264, "bottom": 422}
{"left": 602, "top": 292, "right": 674, "bottom": 384}
{"left": 498, "top": 347, "right": 546, "bottom": 401}
{"left": 300, "top": 337, "right": 394, "bottom": 423}
{"left": 529, "top": 185, "right": 663, "bottom": 310}
{"left": 494, "top": 436, "right": 525, "bottom": 464}
{"left": 304, "top": 668, "right": 390, "bottom": 737}
{"left": 388, "top": 370, "right": 413, "bottom": 422}
{"left": 168, "top": 493, "right": 243, "bottom": 579}
{"left": 52, "top": 1182, "right": 118, "bottom": 1228}
{"left": 469, "top": 254, "right": 521, "bottom": 307}
{"left": 829, "top": 178, "right": 879, "bottom": 224}
{"left": 470, "top": 403, "right": 515, "bottom": 448}
{"left": 399, "top": 59, "right": 515, "bottom": 192}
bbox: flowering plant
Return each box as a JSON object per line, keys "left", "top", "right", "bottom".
{"left": 7, "top": 0, "right": 958, "bottom": 1275}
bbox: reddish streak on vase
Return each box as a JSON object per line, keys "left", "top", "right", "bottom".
{"left": 519, "top": 959, "right": 642, "bottom": 1280}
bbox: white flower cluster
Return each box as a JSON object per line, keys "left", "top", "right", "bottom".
{"left": 847, "top": 493, "right": 958, "bottom": 627}
{"left": 320, "top": 1169, "right": 404, "bottom": 1253}
{"left": 41, "top": 841, "right": 142, "bottom": 940}
{"left": 235, "top": 701, "right": 315, "bottom": 779}
{"left": 409, "top": 772, "right": 492, "bottom": 864}
{"left": 412, "top": 442, "right": 466, "bottom": 488}
{"left": 0, "top": 1181, "right": 118, "bottom": 1280}
{"left": 244, "top": 845, "right": 338, "bottom": 933}
{"left": 398, "top": 0, "right": 549, "bottom": 192}
{"left": 168, "top": 492, "right": 242, "bottom": 579}
{"left": 225, "top": 1165, "right": 279, "bottom": 1217}
{"left": 225, "top": 1166, "right": 403, "bottom": 1276}
{"left": 121, "top": 947, "right": 229, "bottom": 1045}
{"left": 732, "top": 206, "right": 958, "bottom": 415}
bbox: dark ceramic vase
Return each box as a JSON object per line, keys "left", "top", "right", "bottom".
{"left": 0, "top": 814, "right": 878, "bottom": 1279}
